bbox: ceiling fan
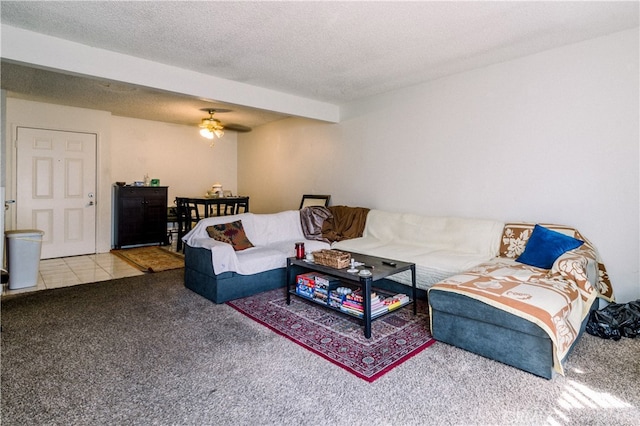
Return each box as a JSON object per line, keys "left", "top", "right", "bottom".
{"left": 199, "top": 108, "right": 251, "bottom": 141}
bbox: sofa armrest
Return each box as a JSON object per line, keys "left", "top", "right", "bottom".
{"left": 549, "top": 247, "right": 593, "bottom": 287}
{"left": 189, "top": 237, "right": 240, "bottom": 274}
{"left": 548, "top": 243, "right": 615, "bottom": 303}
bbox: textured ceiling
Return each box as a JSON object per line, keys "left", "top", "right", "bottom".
{"left": 1, "top": 1, "right": 638, "bottom": 129}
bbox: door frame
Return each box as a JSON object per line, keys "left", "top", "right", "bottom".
{"left": 4, "top": 100, "right": 114, "bottom": 256}
{"left": 7, "top": 124, "right": 107, "bottom": 256}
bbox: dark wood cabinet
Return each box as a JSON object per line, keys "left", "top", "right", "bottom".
{"left": 113, "top": 185, "right": 168, "bottom": 248}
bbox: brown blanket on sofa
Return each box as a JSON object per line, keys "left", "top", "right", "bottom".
{"left": 322, "top": 206, "right": 370, "bottom": 243}
{"left": 300, "top": 205, "right": 370, "bottom": 243}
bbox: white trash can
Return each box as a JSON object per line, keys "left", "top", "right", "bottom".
{"left": 6, "top": 229, "right": 44, "bottom": 290}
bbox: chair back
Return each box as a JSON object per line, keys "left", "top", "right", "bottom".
{"left": 234, "top": 198, "right": 249, "bottom": 214}
{"left": 175, "top": 197, "right": 201, "bottom": 251}
{"left": 299, "top": 194, "right": 331, "bottom": 209}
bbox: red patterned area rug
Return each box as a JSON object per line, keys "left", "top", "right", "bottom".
{"left": 227, "top": 289, "right": 435, "bottom": 382}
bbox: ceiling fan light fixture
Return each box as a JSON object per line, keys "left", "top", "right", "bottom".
{"left": 198, "top": 111, "right": 225, "bottom": 140}
{"left": 199, "top": 128, "right": 215, "bottom": 139}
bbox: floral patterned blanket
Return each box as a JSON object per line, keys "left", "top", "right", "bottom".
{"left": 429, "top": 223, "right": 614, "bottom": 375}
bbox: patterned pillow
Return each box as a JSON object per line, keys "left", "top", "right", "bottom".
{"left": 206, "top": 220, "right": 254, "bottom": 251}
{"left": 516, "top": 224, "right": 583, "bottom": 269}
{"left": 500, "top": 223, "right": 534, "bottom": 258}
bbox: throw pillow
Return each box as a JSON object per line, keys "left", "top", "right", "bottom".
{"left": 516, "top": 224, "right": 583, "bottom": 269}
{"left": 206, "top": 220, "right": 254, "bottom": 251}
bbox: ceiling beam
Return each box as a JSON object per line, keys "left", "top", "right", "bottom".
{"left": 1, "top": 25, "right": 340, "bottom": 123}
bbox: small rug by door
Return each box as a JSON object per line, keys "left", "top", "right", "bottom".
{"left": 111, "top": 246, "right": 184, "bottom": 272}
{"left": 227, "top": 289, "right": 435, "bottom": 382}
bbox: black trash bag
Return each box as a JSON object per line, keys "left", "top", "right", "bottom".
{"left": 587, "top": 306, "right": 623, "bottom": 340}
{"left": 621, "top": 300, "right": 640, "bottom": 338}
{"left": 586, "top": 300, "right": 640, "bottom": 340}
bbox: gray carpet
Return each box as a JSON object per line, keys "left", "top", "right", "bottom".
{"left": 1, "top": 270, "right": 639, "bottom": 425}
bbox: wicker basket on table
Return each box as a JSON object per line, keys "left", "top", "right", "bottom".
{"left": 312, "top": 249, "right": 351, "bottom": 269}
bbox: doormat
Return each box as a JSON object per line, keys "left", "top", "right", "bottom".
{"left": 111, "top": 246, "right": 184, "bottom": 273}
{"left": 227, "top": 288, "right": 435, "bottom": 382}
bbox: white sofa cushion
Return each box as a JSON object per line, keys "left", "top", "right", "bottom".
{"left": 362, "top": 210, "right": 503, "bottom": 256}
{"left": 245, "top": 210, "right": 306, "bottom": 246}
{"left": 333, "top": 210, "right": 504, "bottom": 290}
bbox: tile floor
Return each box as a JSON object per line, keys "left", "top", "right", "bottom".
{"left": 1, "top": 252, "right": 144, "bottom": 297}
{"left": 1, "top": 238, "right": 180, "bottom": 297}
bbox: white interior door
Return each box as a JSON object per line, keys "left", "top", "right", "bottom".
{"left": 16, "top": 127, "right": 97, "bottom": 259}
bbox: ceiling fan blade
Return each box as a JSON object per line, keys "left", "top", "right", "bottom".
{"left": 223, "top": 123, "right": 252, "bottom": 133}
{"left": 200, "top": 107, "right": 232, "bottom": 114}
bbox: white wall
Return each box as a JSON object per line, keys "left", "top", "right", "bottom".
{"left": 4, "top": 100, "right": 238, "bottom": 252}
{"left": 110, "top": 116, "right": 238, "bottom": 203}
{"left": 239, "top": 28, "right": 639, "bottom": 302}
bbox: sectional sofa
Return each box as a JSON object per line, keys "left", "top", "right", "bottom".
{"left": 182, "top": 208, "right": 614, "bottom": 378}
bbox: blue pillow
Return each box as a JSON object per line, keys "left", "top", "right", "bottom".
{"left": 516, "top": 224, "right": 583, "bottom": 269}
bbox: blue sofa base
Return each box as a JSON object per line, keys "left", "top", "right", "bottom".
{"left": 428, "top": 290, "right": 597, "bottom": 379}
{"left": 184, "top": 244, "right": 430, "bottom": 304}
{"left": 184, "top": 244, "right": 288, "bottom": 304}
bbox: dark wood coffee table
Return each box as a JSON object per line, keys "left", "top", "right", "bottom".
{"left": 286, "top": 252, "right": 416, "bottom": 338}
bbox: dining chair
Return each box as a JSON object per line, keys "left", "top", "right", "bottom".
{"left": 234, "top": 197, "right": 249, "bottom": 214}
{"left": 299, "top": 194, "right": 331, "bottom": 209}
{"left": 175, "top": 198, "right": 201, "bottom": 251}
{"left": 166, "top": 206, "right": 179, "bottom": 244}
{"left": 186, "top": 200, "right": 202, "bottom": 223}
{"left": 222, "top": 191, "right": 236, "bottom": 215}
